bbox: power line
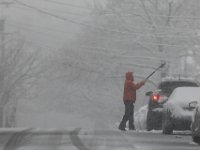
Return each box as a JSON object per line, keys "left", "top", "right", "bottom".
{"left": 7, "top": 19, "right": 198, "bottom": 39}
{"left": 42, "top": 0, "right": 90, "bottom": 10}
{"left": 137, "top": 41, "right": 189, "bottom": 48}
{"left": 11, "top": 3, "right": 200, "bottom": 32}
{"left": 107, "top": 12, "right": 200, "bottom": 33}
{"left": 15, "top": 0, "right": 200, "bottom": 33}
{"left": 118, "top": 23, "right": 200, "bottom": 34}
{"left": 14, "top": 0, "right": 200, "bottom": 38}
{"left": 123, "top": 13, "right": 200, "bottom": 21}
{"left": 12, "top": 4, "right": 200, "bottom": 35}
{"left": 8, "top": 21, "right": 193, "bottom": 49}
{"left": 7, "top": 7, "right": 197, "bottom": 39}
{"left": 12, "top": 0, "right": 163, "bottom": 36}
{"left": 11, "top": 5, "right": 89, "bottom": 17}
{"left": 9, "top": 1, "right": 200, "bottom": 50}
{"left": 8, "top": 20, "right": 190, "bottom": 53}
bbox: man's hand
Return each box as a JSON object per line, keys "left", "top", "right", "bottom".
{"left": 140, "top": 80, "right": 146, "bottom": 85}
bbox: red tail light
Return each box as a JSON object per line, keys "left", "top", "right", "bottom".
{"left": 151, "top": 94, "right": 160, "bottom": 102}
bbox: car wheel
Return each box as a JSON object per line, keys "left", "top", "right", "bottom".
{"left": 162, "top": 110, "right": 173, "bottom": 134}
{"left": 192, "top": 136, "right": 200, "bottom": 145}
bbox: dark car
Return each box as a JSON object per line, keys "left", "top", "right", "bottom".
{"left": 146, "top": 77, "right": 199, "bottom": 131}
{"left": 191, "top": 103, "right": 200, "bottom": 144}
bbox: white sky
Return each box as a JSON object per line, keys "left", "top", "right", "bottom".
{"left": 2, "top": 0, "right": 98, "bottom": 51}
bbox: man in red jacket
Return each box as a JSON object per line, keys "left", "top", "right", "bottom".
{"left": 118, "top": 71, "right": 145, "bottom": 131}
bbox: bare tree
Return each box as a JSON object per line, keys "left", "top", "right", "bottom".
{"left": 59, "top": 0, "right": 200, "bottom": 110}
{"left": 0, "top": 30, "right": 42, "bottom": 127}
{"left": 80, "top": 0, "right": 200, "bottom": 78}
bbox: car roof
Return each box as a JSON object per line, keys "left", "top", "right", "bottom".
{"left": 157, "top": 77, "right": 199, "bottom": 96}
{"left": 161, "top": 76, "right": 198, "bottom": 83}
{"left": 160, "top": 76, "right": 199, "bottom": 85}
{"left": 168, "top": 87, "right": 200, "bottom": 104}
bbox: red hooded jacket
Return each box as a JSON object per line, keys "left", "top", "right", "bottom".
{"left": 123, "top": 72, "right": 144, "bottom": 102}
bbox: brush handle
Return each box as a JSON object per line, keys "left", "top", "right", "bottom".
{"left": 145, "top": 62, "right": 166, "bottom": 80}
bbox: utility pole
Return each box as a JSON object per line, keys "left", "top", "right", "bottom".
{"left": 0, "top": 18, "right": 5, "bottom": 61}
{"left": 0, "top": 18, "right": 5, "bottom": 127}
{"left": 0, "top": 18, "right": 5, "bottom": 93}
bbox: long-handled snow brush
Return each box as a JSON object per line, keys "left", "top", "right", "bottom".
{"left": 145, "top": 62, "right": 166, "bottom": 80}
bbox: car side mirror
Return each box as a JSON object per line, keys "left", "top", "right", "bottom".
{"left": 146, "top": 91, "right": 153, "bottom": 96}
{"left": 189, "top": 101, "right": 198, "bottom": 109}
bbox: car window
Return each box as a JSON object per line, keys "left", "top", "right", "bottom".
{"left": 158, "top": 81, "right": 199, "bottom": 96}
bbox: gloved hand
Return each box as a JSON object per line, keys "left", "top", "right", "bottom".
{"left": 140, "top": 80, "right": 146, "bottom": 85}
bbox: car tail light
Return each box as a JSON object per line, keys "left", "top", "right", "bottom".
{"left": 151, "top": 94, "right": 160, "bottom": 102}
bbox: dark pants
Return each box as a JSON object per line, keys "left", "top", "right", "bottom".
{"left": 119, "top": 101, "right": 135, "bottom": 130}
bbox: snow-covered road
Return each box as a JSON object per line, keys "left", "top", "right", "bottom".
{"left": 0, "top": 128, "right": 199, "bottom": 150}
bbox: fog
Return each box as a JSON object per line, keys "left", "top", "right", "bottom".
{"left": 4, "top": 0, "right": 93, "bottom": 50}
{"left": 1, "top": 0, "right": 200, "bottom": 129}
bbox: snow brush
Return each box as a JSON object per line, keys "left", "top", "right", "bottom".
{"left": 145, "top": 62, "right": 166, "bottom": 80}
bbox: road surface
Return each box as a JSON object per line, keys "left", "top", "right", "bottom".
{"left": 0, "top": 128, "right": 199, "bottom": 150}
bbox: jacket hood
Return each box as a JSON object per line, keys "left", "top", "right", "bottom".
{"left": 126, "top": 72, "right": 133, "bottom": 81}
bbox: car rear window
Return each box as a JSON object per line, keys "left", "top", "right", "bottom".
{"left": 158, "top": 81, "right": 199, "bottom": 96}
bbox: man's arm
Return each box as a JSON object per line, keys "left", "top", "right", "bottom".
{"left": 130, "top": 80, "right": 145, "bottom": 90}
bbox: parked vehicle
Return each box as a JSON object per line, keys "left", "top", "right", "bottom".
{"left": 146, "top": 77, "right": 199, "bottom": 131}
{"left": 162, "top": 87, "right": 200, "bottom": 134}
{"left": 191, "top": 103, "right": 200, "bottom": 144}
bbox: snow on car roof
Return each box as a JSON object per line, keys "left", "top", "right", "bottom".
{"left": 165, "top": 87, "right": 200, "bottom": 118}
{"left": 167, "top": 87, "right": 200, "bottom": 105}
{"left": 161, "top": 76, "right": 197, "bottom": 83}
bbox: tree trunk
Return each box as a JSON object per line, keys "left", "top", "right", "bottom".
{"left": 0, "top": 92, "right": 10, "bottom": 127}
{"left": 0, "top": 108, "right": 4, "bottom": 127}
{"left": 4, "top": 106, "right": 16, "bottom": 127}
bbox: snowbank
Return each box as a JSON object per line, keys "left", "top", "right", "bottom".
{"left": 134, "top": 105, "right": 148, "bottom": 130}
{"left": 192, "top": 102, "right": 200, "bottom": 123}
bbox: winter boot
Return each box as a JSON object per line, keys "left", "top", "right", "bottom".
{"left": 129, "top": 124, "right": 135, "bottom": 130}
{"left": 118, "top": 122, "right": 126, "bottom": 131}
